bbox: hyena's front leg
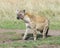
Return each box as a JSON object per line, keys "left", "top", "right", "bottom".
{"left": 23, "top": 27, "right": 30, "bottom": 40}
{"left": 45, "top": 27, "right": 49, "bottom": 37}
{"left": 23, "top": 23, "right": 30, "bottom": 40}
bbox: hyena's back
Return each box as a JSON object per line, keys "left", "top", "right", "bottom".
{"left": 30, "top": 15, "right": 49, "bottom": 31}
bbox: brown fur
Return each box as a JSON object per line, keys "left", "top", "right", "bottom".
{"left": 25, "top": 12, "right": 49, "bottom": 30}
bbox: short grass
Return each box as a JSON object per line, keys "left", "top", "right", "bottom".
{"left": 0, "top": 20, "right": 26, "bottom": 29}
{"left": 0, "top": 32, "right": 22, "bottom": 42}
{"left": 0, "top": 20, "right": 60, "bottom": 30}
{"left": 0, "top": 32, "right": 60, "bottom": 48}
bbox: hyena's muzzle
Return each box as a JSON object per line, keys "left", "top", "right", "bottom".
{"left": 16, "top": 10, "right": 25, "bottom": 20}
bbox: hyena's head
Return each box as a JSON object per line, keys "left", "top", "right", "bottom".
{"left": 16, "top": 10, "right": 25, "bottom": 20}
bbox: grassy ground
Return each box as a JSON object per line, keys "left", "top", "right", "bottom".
{"left": 0, "top": 32, "right": 60, "bottom": 48}
{"left": 0, "top": 20, "right": 60, "bottom": 30}
{"left": 0, "top": 20, "right": 26, "bottom": 29}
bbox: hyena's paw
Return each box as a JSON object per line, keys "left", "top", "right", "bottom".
{"left": 43, "top": 35, "right": 46, "bottom": 39}
{"left": 34, "top": 37, "right": 37, "bottom": 41}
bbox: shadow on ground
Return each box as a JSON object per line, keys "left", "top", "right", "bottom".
{"left": 21, "top": 33, "right": 51, "bottom": 40}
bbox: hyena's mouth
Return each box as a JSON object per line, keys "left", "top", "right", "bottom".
{"left": 17, "top": 17, "right": 20, "bottom": 19}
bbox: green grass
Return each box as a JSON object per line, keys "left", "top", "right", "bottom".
{"left": 0, "top": 36, "right": 60, "bottom": 48}
{"left": 0, "top": 32, "right": 60, "bottom": 48}
{"left": 0, "top": 31, "right": 60, "bottom": 48}
{"left": 0, "top": 19, "right": 60, "bottom": 30}
{"left": 50, "top": 24, "right": 60, "bottom": 30}
{"left": 50, "top": 21, "right": 60, "bottom": 30}
{"left": 0, "top": 20, "right": 26, "bottom": 29}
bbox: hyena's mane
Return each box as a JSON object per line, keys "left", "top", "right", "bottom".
{"left": 25, "top": 12, "right": 36, "bottom": 22}
{"left": 25, "top": 12, "right": 34, "bottom": 18}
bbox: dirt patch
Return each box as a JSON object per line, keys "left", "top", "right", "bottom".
{"left": 33, "top": 45, "right": 60, "bottom": 48}
{"left": 0, "top": 28, "right": 60, "bottom": 36}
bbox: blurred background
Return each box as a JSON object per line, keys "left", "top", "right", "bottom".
{"left": 0, "top": 0, "right": 60, "bottom": 30}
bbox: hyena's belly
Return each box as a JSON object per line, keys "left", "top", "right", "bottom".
{"left": 36, "top": 23, "right": 45, "bottom": 31}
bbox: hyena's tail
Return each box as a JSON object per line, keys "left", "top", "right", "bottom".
{"left": 45, "top": 27, "right": 49, "bottom": 37}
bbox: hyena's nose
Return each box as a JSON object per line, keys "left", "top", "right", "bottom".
{"left": 17, "top": 17, "right": 19, "bottom": 19}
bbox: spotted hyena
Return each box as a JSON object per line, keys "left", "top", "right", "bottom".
{"left": 16, "top": 10, "right": 49, "bottom": 40}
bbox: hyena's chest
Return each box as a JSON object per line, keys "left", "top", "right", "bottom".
{"left": 36, "top": 23, "right": 45, "bottom": 30}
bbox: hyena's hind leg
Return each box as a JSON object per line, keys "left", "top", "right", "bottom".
{"left": 45, "top": 27, "right": 49, "bottom": 37}
{"left": 33, "top": 29, "right": 37, "bottom": 40}
{"left": 43, "top": 26, "right": 49, "bottom": 39}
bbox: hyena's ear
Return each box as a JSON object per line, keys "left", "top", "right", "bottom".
{"left": 23, "top": 10, "right": 25, "bottom": 13}
{"left": 16, "top": 9, "right": 19, "bottom": 14}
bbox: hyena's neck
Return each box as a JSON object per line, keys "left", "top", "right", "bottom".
{"left": 23, "top": 15, "right": 31, "bottom": 23}
{"left": 23, "top": 12, "right": 33, "bottom": 23}
{"left": 25, "top": 12, "right": 34, "bottom": 19}
{"left": 24, "top": 12, "right": 36, "bottom": 22}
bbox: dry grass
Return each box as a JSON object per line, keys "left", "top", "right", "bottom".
{"left": 0, "top": 0, "right": 60, "bottom": 29}
{"left": 0, "top": 0, "right": 60, "bottom": 20}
